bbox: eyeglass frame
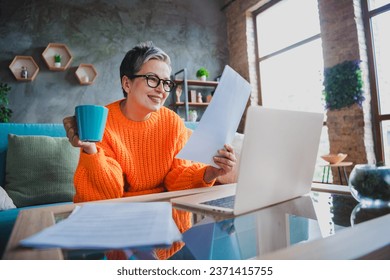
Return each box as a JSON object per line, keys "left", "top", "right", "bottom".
{"left": 127, "top": 74, "right": 176, "bottom": 92}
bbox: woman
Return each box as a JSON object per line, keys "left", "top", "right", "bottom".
{"left": 63, "top": 41, "right": 236, "bottom": 259}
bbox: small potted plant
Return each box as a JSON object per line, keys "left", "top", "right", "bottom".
{"left": 54, "top": 54, "right": 61, "bottom": 68}
{"left": 188, "top": 110, "right": 198, "bottom": 122}
{"left": 196, "top": 67, "right": 209, "bottom": 81}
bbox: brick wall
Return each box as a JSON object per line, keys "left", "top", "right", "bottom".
{"left": 319, "top": 0, "right": 375, "bottom": 183}
{"left": 223, "top": 0, "right": 263, "bottom": 132}
{"left": 223, "top": 0, "right": 376, "bottom": 184}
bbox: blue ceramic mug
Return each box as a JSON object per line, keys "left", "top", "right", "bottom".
{"left": 75, "top": 105, "right": 108, "bottom": 142}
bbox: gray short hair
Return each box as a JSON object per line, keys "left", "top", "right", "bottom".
{"left": 120, "top": 41, "right": 171, "bottom": 97}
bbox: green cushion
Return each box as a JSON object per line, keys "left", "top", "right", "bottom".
{"left": 4, "top": 134, "right": 79, "bottom": 207}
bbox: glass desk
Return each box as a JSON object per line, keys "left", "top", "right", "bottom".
{"left": 136, "top": 192, "right": 389, "bottom": 260}
{"left": 3, "top": 185, "right": 390, "bottom": 260}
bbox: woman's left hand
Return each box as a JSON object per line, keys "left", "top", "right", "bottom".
{"left": 204, "top": 144, "right": 237, "bottom": 183}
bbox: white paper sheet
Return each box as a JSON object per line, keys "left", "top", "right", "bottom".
{"left": 176, "top": 65, "right": 251, "bottom": 167}
{"left": 20, "top": 202, "right": 182, "bottom": 250}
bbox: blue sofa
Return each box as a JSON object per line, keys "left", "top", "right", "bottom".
{"left": 0, "top": 121, "right": 201, "bottom": 258}
{"left": 0, "top": 123, "right": 72, "bottom": 257}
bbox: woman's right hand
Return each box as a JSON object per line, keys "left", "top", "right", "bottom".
{"left": 63, "top": 116, "right": 97, "bottom": 154}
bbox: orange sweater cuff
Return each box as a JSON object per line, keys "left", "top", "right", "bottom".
{"left": 195, "top": 165, "right": 216, "bottom": 187}
{"left": 78, "top": 147, "right": 105, "bottom": 168}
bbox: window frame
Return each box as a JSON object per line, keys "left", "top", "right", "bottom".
{"left": 252, "top": 0, "right": 322, "bottom": 107}
{"left": 252, "top": 0, "right": 327, "bottom": 183}
{"left": 361, "top": 0, "right": 390, "bottom": 163}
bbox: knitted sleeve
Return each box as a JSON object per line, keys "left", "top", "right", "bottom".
{"left": 73, "top": 145, "right": 124, "bottom": 203}
{"left": 164, "top": 127, "right": 216, "bottom": 191}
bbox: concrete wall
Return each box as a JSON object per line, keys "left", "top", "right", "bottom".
{"left": 0, "top": 0, "right": 228, "bottom": 123}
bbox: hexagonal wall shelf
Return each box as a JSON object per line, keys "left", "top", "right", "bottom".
{"left": 42, "top": 43, "right": 73, "bottom": 71}
{"left": 9, "top": 56, "right": 39, "bottom": 81}
{"left": 75, "top": 64, "right": 98, "bottom": 85}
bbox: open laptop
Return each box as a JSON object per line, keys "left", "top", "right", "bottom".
{"left": 171, "top": 106, "right": 324, "bottom": 216}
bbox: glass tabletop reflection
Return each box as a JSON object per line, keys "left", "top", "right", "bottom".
{"left": 60, "top": 191, "right": 389, "bottom": 260}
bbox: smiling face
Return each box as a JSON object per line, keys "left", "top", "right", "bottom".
{"left": 121, "top": 59, "right": 171, "bottom": 121}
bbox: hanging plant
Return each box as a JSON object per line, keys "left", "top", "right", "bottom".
{"left": 0, "top": 82, "right": 13, "bottom": 123}
{"left": 322, "top": 60, "right": 365, "bottom": 110}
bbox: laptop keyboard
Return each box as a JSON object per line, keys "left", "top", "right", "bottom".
{"left": 200, "top": 195, "right": 236, "bottom": 209}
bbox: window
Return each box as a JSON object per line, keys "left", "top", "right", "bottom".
{"left": 362, "top": 0, "right": 390, "bottom": 164}
{"left": 254, "top": 0, "right": 327, "bottom": 182}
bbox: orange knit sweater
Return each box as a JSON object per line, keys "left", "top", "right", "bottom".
{"left": 73, "top": 99, "right": 215, "bottom": 260}
{"left": 73, "top": 99, "right": 215, "bottom": 203}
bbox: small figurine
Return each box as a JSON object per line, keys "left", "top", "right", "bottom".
{"left": 175, "top": 85, "right": 182, "bottom": 103}
{"left": 21, "top": 66, "right": 28, "bottom": 79}
{"left": 197, "top": 92, "right": 203, "bottom": 103}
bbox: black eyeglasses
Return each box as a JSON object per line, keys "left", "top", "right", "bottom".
{"left": 128, "top": 74, "right": 176, "bottom": 92}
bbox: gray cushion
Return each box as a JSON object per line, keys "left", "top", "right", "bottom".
{"left": 4, "top": 134, "right": 79, "bottom": 207}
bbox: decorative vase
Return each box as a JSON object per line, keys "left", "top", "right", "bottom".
{"left": 199, "top": 75, "right": 206, "bottom": 81}
{"left": 350, "top": 203, "right": 390, "bottom": 226}
{"left": 54, "top": 62, "right": 61, "bottom": 68}
{"left": 188, "top": 110, "right": 198, "bottom": 122}
{"left": 348, "top": 164, "right": 390, "bottom": 207}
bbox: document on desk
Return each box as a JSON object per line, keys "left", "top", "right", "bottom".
{"left": 176, "top": 65, "right": 251, "bottom": 167}
{"left": 20, "top": 202, "right": 181, "bottom": 250}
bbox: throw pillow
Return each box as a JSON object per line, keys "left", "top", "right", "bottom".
{"left": 5, "top": 134, "right": 79, "bottom": 207}
{"left": 0, "top": 185, "right": 16, "bottom": 210}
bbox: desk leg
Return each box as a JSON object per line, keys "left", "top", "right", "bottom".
{"left": 343, "top": 167, "right": 349, "bottom": 185}
{"left": 322, "top": 167, "right": 326, "bottom": 183}
{"left": 326, "top": 166, "right": 330, "bottom": 183}
{"left": 338, "top": 167, "right": 343, "bottom": 185}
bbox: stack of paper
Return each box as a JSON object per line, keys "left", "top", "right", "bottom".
{"left": 20, "top": 202, "right": 181, "bottom": 250}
